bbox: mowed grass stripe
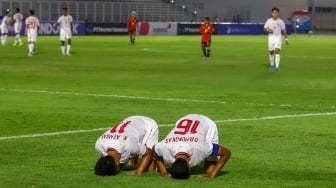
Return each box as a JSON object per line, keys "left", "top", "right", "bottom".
{"left": 1, "top": 111, "right": 335, "bottom": 141}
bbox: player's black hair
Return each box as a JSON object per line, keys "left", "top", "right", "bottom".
{"left": 272, "top": 7, "right": 280, "bottom": 13}
{"left": 62, "top": 7, "right": 68, "bottom": 11}
{"left": 29, "top": 10, "right": 35, "bottom": 15}
{"left": 16, "top": 8, "right": 20, "bottom": 12}
{"left": 94, "top": 156, "right": 118, "bottom": 176}
{"left": 205, "top": 16, "right": 210, "bottom": 21}
{"left": 5, "top": 9, "right": 10, "bottom": 14}
{"left": 170, "top": 158, "right": 190, "bottom": 179}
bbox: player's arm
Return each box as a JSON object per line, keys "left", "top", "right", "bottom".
{"left": 282, "top": 28, "right": 288, "bottom": 45}
{"left": 204, "top": 145, "right": 231, "bottom": 179}
{"left": 152, "top": 147, "right": 169, "bottom": 177}
{"left": 71, "top": 22, "right": 74, "bottom": 34}
{"left": 135, "top": 147, "right": 153, "bottom": 175}
{"left": 24, "top": 22, "right": 28, "bottom": 35}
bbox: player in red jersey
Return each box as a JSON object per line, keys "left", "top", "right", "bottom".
{"left": 127, "top": 11, "right": 138, "bottom": 45}
{"left": 200, "top": 17, "right": 215, "bottom": 60}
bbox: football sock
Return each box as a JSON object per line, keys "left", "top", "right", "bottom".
{"left": 275, "top": 54, "right": 280, "bottom": 68}
{"left": 29, "top": 44, "right": 34, "bottom": 53}
{"left": 269, "top": 54, "right": 275, "bottom": 67}
{"left": 207, "top": 49, "right": 211, "bottom": 57}
{"left": 1, "top": 35, "right": 7, "bottom": 45}
{"left": 202, "top": 48, "right": 206, "bottom": 56}
{"left": 67, "top": 45, "right": 71, "bottom": 54}
{"left": 1, "top": 35, "right": 4, "bottom": 45}
{"left": 61, "top": 46, "right": 65, "bottom": 55}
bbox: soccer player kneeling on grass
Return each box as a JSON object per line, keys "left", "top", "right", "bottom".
{"left": 200, "top": 17, "right": 214, "bottom": 60}
{"left": 127, "top": 11, "right": 138, "bottom": 45}
{"left": 54, "top": 7, "right": 73, "bottom": 56}
{"left": 154, "top": 114, "right": 231, "bottom": 179}
{"left": 264, "top": 7, "right": 288, "bottom": 71}
{"left": 25, "top": 10, "right": 40, "bottom": 56}
{"left": 94, "top": 116, "right": 158, "bottom": 176}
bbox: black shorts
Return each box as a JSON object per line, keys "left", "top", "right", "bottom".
{"left": 129, "top": 30, "right": 136, "bottom": 34}
{"left": 201, "top": 40, "right": 211, "bottom": 48}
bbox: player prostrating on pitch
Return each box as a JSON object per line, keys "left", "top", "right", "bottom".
{"left": 0, "top": 9, "right": 12, "bottom": 47}
{"left": 264, "top": 8, "right": 288, "bottom": 71}
{"left": 54, "top": 7, "right": 73, "bottom": 56}
{"left": 154, "top": 114, "right": 231, "bottom": 179}
{"left": 95, "top": 116, "right": 159, "bottom": 176}
{"left": 127, "top": 11, "right": 138, "bottom": 45}
{"left": 13, "top": 8, "right": 23, "bottom": 46}
{"left": 25, "top": 10, "right": 40, "bottom": 56}
{"left": 200, "top": 17, "right": 214, "bottom": 60}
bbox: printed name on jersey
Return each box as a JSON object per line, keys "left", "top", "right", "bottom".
{"left": 101, "top": 134, "right": 128, "bottom": 141}
{"left": 165, "top": 136, "right": 199, "bottom": 143}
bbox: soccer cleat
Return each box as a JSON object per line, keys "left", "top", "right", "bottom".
{"left": 19, "top": 42, "right": 23, "bottom": 46}
{"left": 66, "top": 53, "right": 71, "bottom": 56}
{"left": 28, "top": 52, "right": 33, "bottom": 56}
{"left": 275, "top": 67, "right": 279, "bottom": 71}
{"left": 269, "top": 65, "right": 275, "bottom": 71}
{"left": 13, "top": 43, "right": 17, "bottom": 46}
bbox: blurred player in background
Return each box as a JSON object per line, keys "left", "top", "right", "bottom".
{"left": 25, "top": 10, "right": 40, "bottom": 56}
{"left": 264, "top": 8, "right": 288, "bottom": 71}
{"left": 54, "top": 7, "right": 73, "bottom": 56}
{"left": 95, "top": 116, "right": 158, "bottom": 176}
{"left": 1, "top": 9, "right": 12, "bottom": 46}
{"left": 13, "top": 8, "right": 23, "bottom": 46}
{"left": 154, "top": 114, "right": 231, "bottom": 179}
{"left": 200, "top": 17, "right": 214, "bottom": 60}
{"left": 127, "top": 11, "right": 138, "bottom": 45}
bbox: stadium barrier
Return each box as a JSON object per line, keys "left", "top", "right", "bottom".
{"left": 85, "top": 23, "right": 128, "bottom": 35}
{"left": 0, "top": 21, "right": 86, "bottom": 36}
{"left": 177, "top": 23, "right": 293, "bottom": 35}
{"left": 138, "top": 22, "right": 178, "bottom": 35}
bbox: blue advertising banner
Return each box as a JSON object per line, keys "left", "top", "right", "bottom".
{"left": 217, "top": 23, "right": 293, "bottom": 35}
{"left": 0, "top": 20, "right": 86, "bottom": 35}
{"left": 177, "top": 23, "right": 293, "bottom": 35}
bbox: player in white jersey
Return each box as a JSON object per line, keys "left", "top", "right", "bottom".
{"left": 154, "top": 114, "right": 231, "bottom": 179}
{"left": 25, "top": 10, "right": 40, "bottom": 56}
{"left": 1, "top": 9, "right": 12, "bottom": 46}
{"left": 54, "top": 7, "right": 73, "bottom": 56}
{"left": 264, "top": 8, "right": 288, "bottom": 71}
{"left": 13, "top": 8, "right": 23, "bottom": 46}
{"left": 95, "top": 116, "right": 159, "bottom": 176}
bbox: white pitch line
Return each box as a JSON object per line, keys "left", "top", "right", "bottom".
{"left": 1, "top": 112, "right": 335, "bottom": 141}
{"left": 0, "top": 88, "right": 227, "bottom": 104}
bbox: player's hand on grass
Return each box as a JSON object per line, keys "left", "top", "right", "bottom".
{"left": 196, "top": 175, "right": 212, "bottom": 180}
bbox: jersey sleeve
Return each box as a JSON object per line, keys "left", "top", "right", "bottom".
{"left": 264, "top": 19, "right": 270, "bottom": 29}
{"left": 69, "top": 16, "right": 73, "bottom": 23}
{"left": 57, "top": 17, "right": 61, "bottom": 23}
{"left": 281, "top": 20, "right": 286, "bottom": 30}
{"left": 36, "top": 18, "right": 40, "bottom": 27}
{"left": 205, "top": 120, "right": 219, "bottom": 144}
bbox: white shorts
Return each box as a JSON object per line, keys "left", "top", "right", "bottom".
{"left": 27, "top": 30, "right": 37, "bottom": 42}
{"left": 60, "top": 29, "right": 72, "bottom": 41}
{"left": 268, "top": 37, "right": 282, "bottom": 51}
{"left": 14, "top": 23, "right": 22, "bottom": 34}
{"left": 1, "top": 27, "right": 8, "bottom": 34}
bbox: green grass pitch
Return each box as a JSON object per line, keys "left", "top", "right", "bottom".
{"left": 0, "top": 35, "right": 335, "bottom": 187}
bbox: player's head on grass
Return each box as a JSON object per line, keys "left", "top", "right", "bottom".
{"left": 272, "top": 7, "right": 279, "bottom": 19}
{"left": 94, "top": 156, "right": 119, "bottom": 176}
{"left": 171, "top": 157, "right": 190, "bottom": 179}
{"left": 62, "top": 7, "right": 68, "bottom": 16}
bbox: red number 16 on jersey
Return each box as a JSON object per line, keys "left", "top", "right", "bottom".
{"left": 174, "top": 119, "right": 200, "bottom": 135}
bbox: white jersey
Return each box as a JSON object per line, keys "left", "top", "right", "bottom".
{"left": 95, "top": 116, "right": 159, "bottom": 164}
{"left": 264, "top": 18, "right": 285, "bottom": 39}
{"left": 57, "top": 15, "right": 73, "bottom": 32}
{"left": 25, "top": 16, "right": 40, "bottom": 42}
{"left": 0, "top": 16, "right": 12, "bottom": 31}
{"left": 155, "top": 114, "right": 219, "bottom": 167}
{"left": 13, "top": 13, "right": 23, "bottom": 25}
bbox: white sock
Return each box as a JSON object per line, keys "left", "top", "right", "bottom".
{"left": 1, "top": 35, "right": 7, "bottom": 45}
{"left": 61, "top": 46, "right": 65, "bottom": 54}
{"left": 67, "top": 44, "right": 71, "bottom": 54}
{"left": 28, "top": 43, "right": 33, "bottom": 53}
{"left": 269, "top": 55, "right": 275, "bottom": 67}
{"left": 17, "top": 34, "right": 21, "bottom": 43}
{"left": 275, "top": 54, "right": 280, "bottom": 69}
